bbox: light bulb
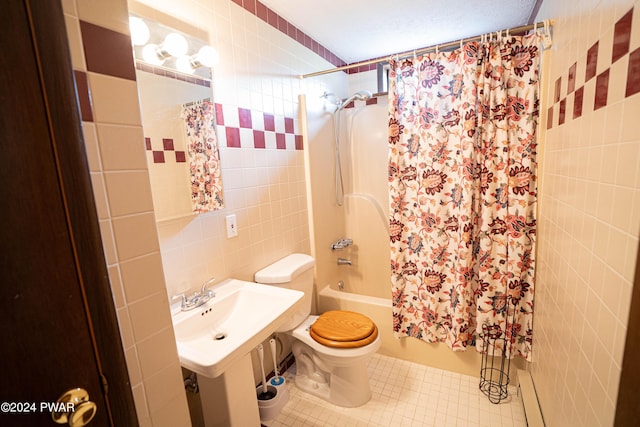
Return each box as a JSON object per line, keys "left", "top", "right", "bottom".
{"left": 196, "top": 46, "right": 219, "bottom": 67}
{"left": 176, "top": 56, "right": 195, "bottom": 74}
{"left": 162, "top": 33, "right": 188, "bottom": 57}
{"left": 129, "top": 17, "right": 149, "bottom": 46}
{"left": 142, "top": 44, "right": 164, "bottom": 65}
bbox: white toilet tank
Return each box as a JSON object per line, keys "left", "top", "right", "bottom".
{"left": 255, "top": 253, "right": 315, "bottom": 331}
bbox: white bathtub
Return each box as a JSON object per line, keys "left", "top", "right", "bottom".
{"left": 316, "top": 285, "right": 527, "bottom": 378}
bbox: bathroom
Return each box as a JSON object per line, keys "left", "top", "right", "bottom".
{"left": 37, "top": 0, "right": 640, "bottom": 426}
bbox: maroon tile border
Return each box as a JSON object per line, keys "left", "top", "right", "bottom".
{"left": 145, "top": 137, "right": 186, "bottom": 163}
{"left": 80, "top": 21, "right": 136, "bottom": 81}
{"left": 347, "top": 62, "right": 378, "bottom": 74}
{"left": 213, "top": 99, "right": 381, "bottom": 149}
{"left": 231, "top": 0, "right": 397, "bottom": 75}
{"left": 212, "top": 105, "right": 304, "bottom": 149}
{"left": 135, "top": 62, "right": 211, "bottom": 87}
{"left": 144, "top": 103, "right": 314, "bottom": 154}
{"left": 547, "top": 6, "right": 638, "bottom": 129}
{"left": 232, "top": 0, "right": 346, "bottom": 68}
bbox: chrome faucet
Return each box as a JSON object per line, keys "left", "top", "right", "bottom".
{"left": 331, "top": 238, "right": 353, "bottom": 251}
{"left": 337, "top": 258, "right": 352, "bottom": 266}
{"left": 173, "top": 277, "right": 216, "bottom": 311}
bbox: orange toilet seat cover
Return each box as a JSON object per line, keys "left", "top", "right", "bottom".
{"left": 309, "top": 310, "right": 378, "bottom": 348}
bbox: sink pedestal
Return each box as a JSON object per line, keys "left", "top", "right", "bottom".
{"left": 198, "top": 353, "right": 260, "bottom": 426}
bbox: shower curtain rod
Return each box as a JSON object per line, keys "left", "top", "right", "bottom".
{"left": 299, "top": 20, "right": 553, "bottom": 79}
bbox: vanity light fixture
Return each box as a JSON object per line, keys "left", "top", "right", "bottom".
{"left": 129, "top": 14, "right": 217, "bottom": 79}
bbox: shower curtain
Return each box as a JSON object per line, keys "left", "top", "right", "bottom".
{"left": 181, "top": 99, "right": 224, "bottom": 213}
{"left": 388, "top": 33, "right": 540, "bottom": 360}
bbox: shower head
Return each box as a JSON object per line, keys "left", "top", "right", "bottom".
{"left": 338, "top": 90, "right": 373, "bottom": 110}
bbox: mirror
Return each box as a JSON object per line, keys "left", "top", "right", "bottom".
{"left": 133, "top": 16, "right": 223, "bottom": 221}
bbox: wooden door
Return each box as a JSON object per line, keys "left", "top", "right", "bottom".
{"left": 0, "top": 1, "right": 137, "bottom": 425}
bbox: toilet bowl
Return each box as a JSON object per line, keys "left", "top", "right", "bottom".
{"left": 255, "top": 254, "right": 381, "bottom": 407}
{"left": 291, "top": 314, "right": 381, "bottom": 407}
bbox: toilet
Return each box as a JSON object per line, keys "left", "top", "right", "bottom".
{"left": 254, "top": 253, "right": 381, "bottom": 408}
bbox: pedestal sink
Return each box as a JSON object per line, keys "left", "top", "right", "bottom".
{"left": 172, "top": 279, "right": 304, "bottom": 426}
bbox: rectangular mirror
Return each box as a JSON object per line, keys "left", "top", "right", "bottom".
{"left": 133, "top": 16, "right": 223, "bottom": 221}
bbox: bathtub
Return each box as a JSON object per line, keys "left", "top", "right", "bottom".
{"left": 316, "top": 285, "right": 526, "bottom": 378}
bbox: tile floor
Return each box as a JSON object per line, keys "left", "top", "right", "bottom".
{"left": 263, "top": 353, "right": 527, "bottom": 427}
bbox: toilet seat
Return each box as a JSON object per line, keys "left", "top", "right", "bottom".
{"left": 309, "top": 310, "right": 378, "bottom": 348}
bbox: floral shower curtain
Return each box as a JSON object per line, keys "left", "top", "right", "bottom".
{"left": 388, "top": 33, "right": 541, "bottom": 360}
{"left": 181, "top": 99, "right": 224, "bottom": 213}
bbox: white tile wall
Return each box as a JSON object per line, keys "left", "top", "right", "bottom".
{"left": 533, "top": 0, "right": 640, "bottom": 425}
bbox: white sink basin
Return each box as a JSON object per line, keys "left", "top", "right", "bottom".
{"left": 172, "top": 279, "right": 303, "bottom": 378}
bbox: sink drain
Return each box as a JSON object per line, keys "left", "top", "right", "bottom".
{"left": 213, "top": 332, "right": 227, "bottom": 341}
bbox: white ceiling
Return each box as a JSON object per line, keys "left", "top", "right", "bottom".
{"left": 260, "top": 0, "right": 539, "bottom": 64}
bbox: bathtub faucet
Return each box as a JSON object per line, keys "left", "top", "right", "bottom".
{"left": 337, "top": 258, "right": 352, "bottom": 266}
{"left": 331, "top": 238, "right": 353, "bottom": 251}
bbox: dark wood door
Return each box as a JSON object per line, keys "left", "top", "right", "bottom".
{"left": 0, "top": 1, "right": 137, "bottom": 425}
